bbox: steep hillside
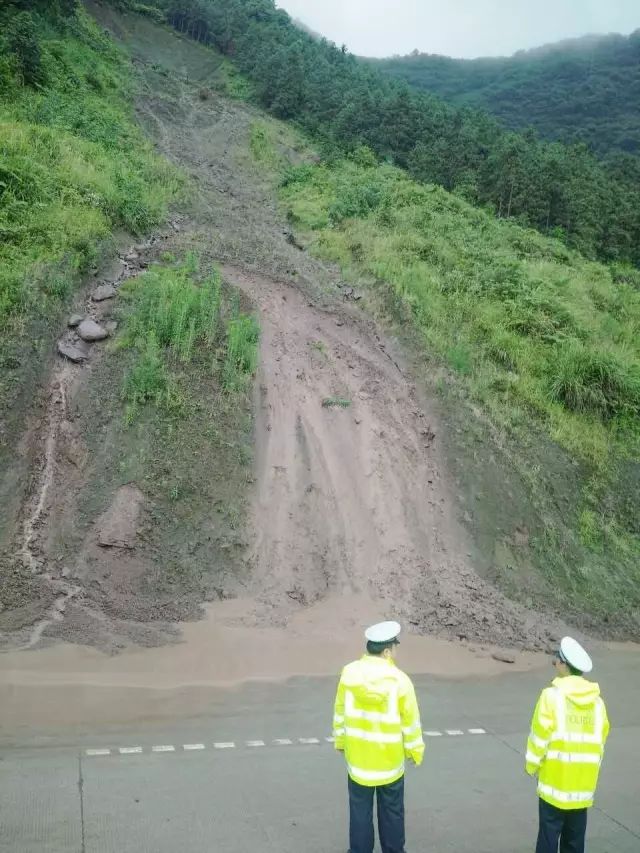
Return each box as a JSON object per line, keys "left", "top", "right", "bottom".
{"left": 0, "top": 0, "right": 178, "bottom": 549}
{"left": 98, "top": 0, "right": 640, "bottom": 267}
{"left": 282, "top": 153, "right": 640, "bottom": 634}
{"left": 0, "top": 2, "right": 262, "bottom": 647}
{"left": 372, "top": 31, "right": 640, "bottom": 157}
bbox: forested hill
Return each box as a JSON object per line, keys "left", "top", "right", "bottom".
{"left": 371, "top": 31, "right": 640, "bottom": 158}
{"left": 8, "top": 0, "right": 640, "bottom": 266}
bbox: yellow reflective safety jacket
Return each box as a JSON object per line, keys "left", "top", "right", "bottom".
{"left": 333, "top": 654, "right": 424, "bottom": 787}
{"left": 526, "top": 675, "right": 609, "bottom": 810}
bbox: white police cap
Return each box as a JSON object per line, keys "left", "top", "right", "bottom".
{"left": 365, "top": 621, "right": 401, "bottom": 644}
{"left": 559, "top": 636, "right": 593, "bottom": 674}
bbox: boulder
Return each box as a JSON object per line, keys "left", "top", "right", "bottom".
{"left": 98, "top": 485, "right": 145, "bottom": 549}
{"left": 57, "top": 340, "right": 89, "bottom": 363}
{"left": 92, "top": 284, "right": 116, "bottom": 302}
{"left": 77, "top": 319, "right": 109, "bottom": 342}
{"left": 492, "top": 651, "right": 516, "bottom": 664}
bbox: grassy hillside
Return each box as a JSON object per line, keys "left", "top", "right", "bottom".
{"left": 281, "top": 150, "right": 640, "bottom": 633}
{"left": 0, "top": 1, "right": 179, "bottom": 452}
{"left": 97, "top": 0, "right": 640, "bottom": 267}
{"left": 0, "top": 5, "right": 179, "bottom": 329}
{"left": 372, "top": 31, "right": 640, "bottom": 158}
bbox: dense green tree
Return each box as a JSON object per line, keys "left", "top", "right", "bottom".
{"left": 372, "top": 31, "right": 640, "bottom": 158}
{"left": 5, "top": 11, "right": 45, "bottom": 86}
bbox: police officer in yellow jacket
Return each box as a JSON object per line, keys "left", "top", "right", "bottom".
{"left": 333, "top": 621, "right": 424, "bottom": 853}
{"left": 526, "top": 636, "right": 610, "bottom": 853}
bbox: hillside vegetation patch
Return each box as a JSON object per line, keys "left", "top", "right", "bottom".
{"left": 0, "top": 6, "right": 179, "bottom": 336}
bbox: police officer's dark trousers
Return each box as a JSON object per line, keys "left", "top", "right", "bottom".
{"left": 536, "top": 798, "right": 588, "bottom": 853}
{"left": 348, "top": 774, "right": 405, "bottom": 853}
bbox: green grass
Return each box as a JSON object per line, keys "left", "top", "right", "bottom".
{"left": 0, "top": 8, "right": 180, "bottom": 339}
{"left": 221, "top": 63, "right": 254, "bottom": 101}
{"left": 118, "top": 258, "right": 259, "bottom": 419}
{"left": 249, "top": 121, "right": 281, "bottom": 169}
{"left": 280, "top": 152, "right": 640, "bottom": 628}
{"left": 282, "top": 156, "right": 640, "bottom": 461}
{"left": 223, "top": 315, "right": 260, "bottom": 392}
{"left": 548, "top": 342, "right": 640, "bottom": 420}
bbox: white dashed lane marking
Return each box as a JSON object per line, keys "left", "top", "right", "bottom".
{"left": 85, "top": 729, "right": 487, "bottom": 757}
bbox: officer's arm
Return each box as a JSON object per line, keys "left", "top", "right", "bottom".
{"left": 400, "top": 681, "right": 425, "bottom": 767}
{"left": 601, "top": 700, "right": 610, "bottom": 746}
{"left": 525, "top": 689, "right": 555, "bottom": 776}
{"left": 333, "top": 674, "right": 346, "bottom": 752}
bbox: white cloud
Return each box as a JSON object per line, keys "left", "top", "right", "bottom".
{"left": 276, "top": 0, "right": 639, "bottom": 58}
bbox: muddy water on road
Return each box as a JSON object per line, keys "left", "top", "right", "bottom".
{"left": 0, "top": 595, "right": 546, "bottom": 730}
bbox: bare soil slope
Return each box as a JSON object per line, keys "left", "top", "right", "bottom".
{"left": 226, "top": 266, "right": 556, "bottom": 646}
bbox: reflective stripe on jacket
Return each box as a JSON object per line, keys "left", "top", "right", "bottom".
{"left": 525, "top": 675, "right": 609, "bottom": 810}
{"left": 333, "top": 655, "right": 424, "bottom": 787}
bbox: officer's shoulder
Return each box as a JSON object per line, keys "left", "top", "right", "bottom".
{"left": 394, "top": 666, "right": 414, "bottom": 689}
{"left": 539, "top": 684, "right": 558, "bottom": 701}
{"left": 341, "top": 659, "right": 363, "bottom": 677}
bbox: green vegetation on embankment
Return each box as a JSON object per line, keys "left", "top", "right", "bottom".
{"left": 0, "top": 2, "right": 179, "bottom": 401}
{"left": 280, "top": 149, "right": 640, "bottom": 632}
{"left": 118, "top": 254, "right": 259, "bottom": 423}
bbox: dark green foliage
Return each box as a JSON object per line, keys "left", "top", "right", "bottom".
{"left": 372, "top": 32, "right": 640, "bottom": 158}
{"left": 114, "top": 0, "right": 640, "bottom": 266}
{"left": 8, "top": 1, "right": 79, "bottom": 18}
{"left": 5, "top": 11, "right": 45, "bottom": 86}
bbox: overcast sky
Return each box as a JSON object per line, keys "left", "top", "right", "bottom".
{"left": 275, "top": 0, "right": 639, "bottom": 58}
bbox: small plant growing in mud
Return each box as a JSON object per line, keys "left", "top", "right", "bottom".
{"left": 322, "top": 396, "right": 351, "bottom": 409}
{"left": 310, "top": 339, "right": 328, "bottom": 359}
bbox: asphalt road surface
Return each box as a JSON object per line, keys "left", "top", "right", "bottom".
{"left": 1, "top": 648, "right": 639, "bottom": 852}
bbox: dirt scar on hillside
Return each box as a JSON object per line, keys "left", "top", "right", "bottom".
{"left": 222, "top": 266, "right": 551, "bottom": 647}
